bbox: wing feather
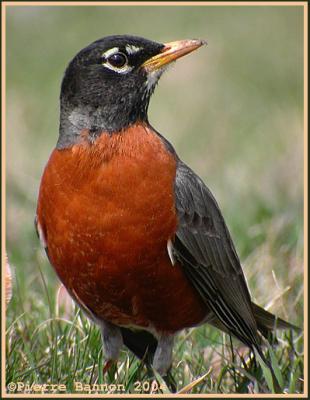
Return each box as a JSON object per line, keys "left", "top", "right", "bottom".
{"left": 173, "top": 160, "right": 260, "bottom": 348}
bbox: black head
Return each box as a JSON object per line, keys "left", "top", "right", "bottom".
{"left": 58, "top": 35, "right": 205, "bottom": 148}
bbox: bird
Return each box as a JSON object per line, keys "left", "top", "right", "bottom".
{"left": 35, "top": 34, "right": 299, "bottom": 384}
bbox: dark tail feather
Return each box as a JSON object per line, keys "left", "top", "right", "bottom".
{"left": 120, "top": 328, "right": 177, "bottom": 392}
{"left": 209, "top": 304, "right": 300, "bottom": 393}
{"left": 252, "top": 302, "right": 301, "bottom": 338}
{"left": 120, "top": 327, "right": 158, "bottom": 364}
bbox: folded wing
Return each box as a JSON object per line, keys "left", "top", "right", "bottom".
{"left": 173, "top": 160, "right": 261, "bottom": 351}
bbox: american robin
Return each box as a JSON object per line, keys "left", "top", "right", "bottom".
{"left": 36, "top": 35, "right": 298, "bottom": 380}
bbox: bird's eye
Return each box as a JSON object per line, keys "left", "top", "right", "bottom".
{"left": 106, "top": 52, "right": 128, "bottom": 68}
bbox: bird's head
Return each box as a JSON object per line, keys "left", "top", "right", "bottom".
{"left": 58, "top": 35, "right": 206, "bottom": 148}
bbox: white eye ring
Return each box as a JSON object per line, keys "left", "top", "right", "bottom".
{"left": 102, "top": 47, "right": 133, "bottom": 74}
{"left": 107, "top": 52, "right": 128, "bottom": 68}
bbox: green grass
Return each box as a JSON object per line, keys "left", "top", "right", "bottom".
{"left": 5, "top": 4, "right": 304, "bottom": 395}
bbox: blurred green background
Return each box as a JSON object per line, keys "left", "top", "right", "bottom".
{"left": 6, "top": 3, "right": 304, "bottom": 377}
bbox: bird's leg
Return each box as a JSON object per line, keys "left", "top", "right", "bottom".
{"left": 99, "top": 320, "right": 123, "bottom": 375}
{"left": 153, "top": 334, "right": 174, "bottom": 376}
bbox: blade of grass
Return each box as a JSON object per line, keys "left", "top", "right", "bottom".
{"left": 178, "top": 367, "right": 212, "bottom": 394}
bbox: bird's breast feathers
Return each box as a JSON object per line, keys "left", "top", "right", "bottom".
{"left": 37, "top": 122, "right": 177, "bottom": 269}
{"left": 36, "top": 122, "right": 207, "bottom": 331}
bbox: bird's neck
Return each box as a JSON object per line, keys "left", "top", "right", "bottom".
{"left": 57, "top": 98, "right": 150, "bottom": 149}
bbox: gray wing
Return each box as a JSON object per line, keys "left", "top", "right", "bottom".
{"left": 173, "top": 160, "right": 260, "bottom": 349}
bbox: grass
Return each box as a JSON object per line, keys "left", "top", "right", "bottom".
{"left": 5, "top": 4, "right": 304, "bottom": 395}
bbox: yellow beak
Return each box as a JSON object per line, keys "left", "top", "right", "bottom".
{"left": 142, "top": 39, "right": 207, "bottom": 72}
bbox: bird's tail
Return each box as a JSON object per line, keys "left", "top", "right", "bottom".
{"left": 207, "top": 302, "right": 300, "bottom": 341}
{"left": 208, "top": 303, "right": 301, "bottom": 393}
{"left": 120, "top": 327, "right": 157, "bottom": 364}
{"left": 252, "top": 302, "right": 301, "bottom": 339}
{"left": 120, "top": 328, "right": 177, "bottom": 392}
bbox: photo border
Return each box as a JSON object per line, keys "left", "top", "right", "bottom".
{"left": 1, "top": 1, "right": 308, "bottom": 398}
